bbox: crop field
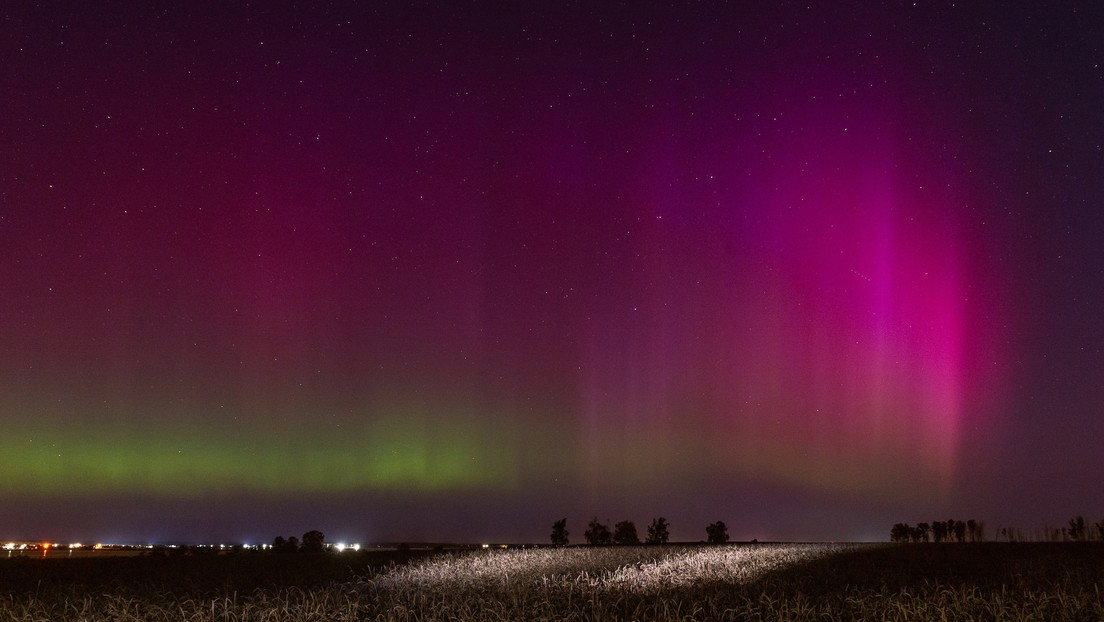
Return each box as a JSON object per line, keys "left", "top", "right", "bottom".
{"left": 2, "top": 542, "right": 1102, "bottom": 621}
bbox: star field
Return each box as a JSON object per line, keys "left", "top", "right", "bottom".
{"left": 1, "top": 2, "right": 1102, "bottom": 544}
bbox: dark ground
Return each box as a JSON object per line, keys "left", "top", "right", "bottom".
{"left": 2, "top": 542, "right": 1102, "bottom": 599}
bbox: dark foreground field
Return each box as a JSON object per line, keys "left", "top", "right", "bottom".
{"left": 0, "top": 547, "right": 430, "bottom": 594}
{"left": 2, "top": 543, "right": 1102, "bottom": 620}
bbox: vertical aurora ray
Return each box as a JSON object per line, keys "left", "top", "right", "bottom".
{"left": 574, "top": 60, "right": 1009, "bottom": 501}
{"left": 711, "top": 96, "right": 983, "bottom": 496}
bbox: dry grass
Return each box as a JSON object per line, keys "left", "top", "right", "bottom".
{"left": 2, "top": 543, "right": 1102, "bottom": 620}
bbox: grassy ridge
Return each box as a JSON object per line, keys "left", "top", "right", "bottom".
{"left": 1, "top": 543, "right": 1102, "bottom": 620}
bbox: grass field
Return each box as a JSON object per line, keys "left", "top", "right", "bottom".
{"left": 2, "top": 542, "right": 1102, "bottom": 620}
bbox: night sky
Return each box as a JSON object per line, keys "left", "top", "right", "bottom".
{"left": 2, "top": 2, "right": 1102, "bottom": 545}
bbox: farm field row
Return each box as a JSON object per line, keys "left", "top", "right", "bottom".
{"left": 2, "top": 542, "right": 1103, "bottom": 620}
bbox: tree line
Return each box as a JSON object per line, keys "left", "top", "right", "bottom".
{"left": 890, "top": 519, "right": 985, "bottom": 543}
{"left": 550, "top": 517, "right": 731, "bottom": 546}
{"left": 1062, "top": 516, "right": 1104, "bottom": 541}
{"left": 996, "top": 516, "right": 1104, "bottom": 542}
{"left": 892, "top": 516, "right": 1104, "bottom": 543}
{"left": 271, "top": 529, "right": 327, "bottom": 553}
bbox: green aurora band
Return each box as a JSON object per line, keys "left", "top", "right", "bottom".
{"left": 1, "top": 407, "right": 526, "bottom": 495}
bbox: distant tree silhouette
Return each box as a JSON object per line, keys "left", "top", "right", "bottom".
{"left": 550, "top": 518, "right": 569, "bottom": 546}
{"left": 599, "top": 525, "right": 612, "bottom": 545}
{"left": 931, "top": 521, "right": 947, "bottom": 543}
{"left": 646, "top": 517, "right": 670, "bottom": 544}
{"left": 1095, "top": 520, "right": 1104, "bottom": 541}
{"left": 273, "top": 535, "right": 300, "bottom": 553}
{"left": 706, "top": 521, "right": 729, "bottom": 544}
{"left": 965, "top": 519, "right": 984, "bottom": 542}
{"left": 890, "top": 523, "right": 910, "bottom": 542}
{"left": 1068, "top": 516, "right": 1086, "bottom": 541}
{"left": 953, "top": 520, "right": 967, "bottom": 543}
{"left": 613, "top": 520, "right": 640, "bottom": 545}
{"left": 915, "top": 523, "right": 930, "bottom": 543}
{"left": 584, "top": 517, "right": 612, "bottom": 545}
{"left": 301, "top": 530, "right": 326, "bottom": 554}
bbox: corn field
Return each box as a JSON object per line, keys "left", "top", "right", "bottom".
{"left": 2, "top": 543, "right": 1102, "bottom": 621}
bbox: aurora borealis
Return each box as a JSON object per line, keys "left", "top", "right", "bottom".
{"left": 3, "top": 3, "right": 1102, "bottom": 544}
